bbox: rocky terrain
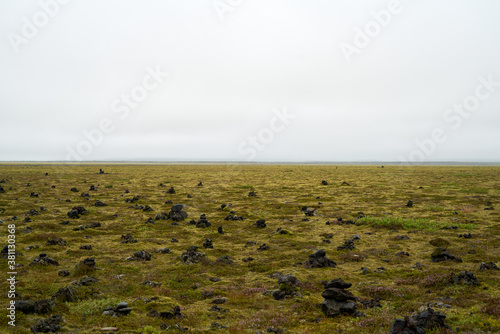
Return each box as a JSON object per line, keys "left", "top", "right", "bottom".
{"left": 0, "top": 164, "right": 498, "bottom": 333}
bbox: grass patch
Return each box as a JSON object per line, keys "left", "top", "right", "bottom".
{"left": 66, "top": 297, "right": 120, "bottom": 316}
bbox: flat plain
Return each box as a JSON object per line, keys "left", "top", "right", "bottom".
{"left": 0, "top": 164, "right": 499, "bottom": 333}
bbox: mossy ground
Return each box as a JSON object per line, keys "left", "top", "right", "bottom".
{"left": 0, "top": 164, "right": 499, "bottom": 333}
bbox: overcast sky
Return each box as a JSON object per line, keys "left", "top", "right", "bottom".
{"left": 1, "top": 0, "right": 499, "bottom": 162}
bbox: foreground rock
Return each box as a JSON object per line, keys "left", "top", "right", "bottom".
{"left": 31, "top": 315, "right": 63, "bottom": 333}
{"left": 321, "top": 278, "right": 363, "bottom": 317}
{"left": 388, "top": 308, "right": 450, "bottom": 334}
{"left": 305, "top": 250, "right": 336, "bottom": 268}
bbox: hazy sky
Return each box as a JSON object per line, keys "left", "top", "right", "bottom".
{"left": 1, "top": 0, "right": 499, "bottom": 162}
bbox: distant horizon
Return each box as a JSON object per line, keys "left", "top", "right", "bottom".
{"left": 1, "top": 160, "right": 499, "bottom": 166}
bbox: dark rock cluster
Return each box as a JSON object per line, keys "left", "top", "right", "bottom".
{"left": 155, "top": 204, "right": 188, "bottom": 222}
{"left": 479, "top": 261, "right": 499, "bottom": 271}
{"left": 196, "top": 214, "right": 211, "bottom": 228}
{"left": 120, "top": 233, "right": 137, "bottom": 244}
{"left": 301, "top": 206, "right": 317, "bottom": 216}
{"left": 255, "top": 219, "right": 266, "bottom": 228}
{"left": 449, "top": 271, "right": 479, "bottom": 286}
{"left": 431, "top": 247, "right": 462, "bottom": 262}
{"left": 265, "top": 273, "right": 302, "bottom": 300}
{"left": 388, "top": 308, "right": 449, "bottom": 334}
{"left": 305, "top": 250, "right": 336, "bottom": 268}
{"left": 67, "top": 206, "right": 88, "bottom": 219}
{"left": 179, "top": 246, "right": 205, "bottom": 265}
{"left": 102, "top": 302, "right": 132, "bottom": 317}
{"left": 29, "top": 253, "right": 59, "bottom": 266}
{"left": 31, "top": 315, "right": 63, "bottom": 333}
{"left": 320, "top": 278, "right": 363, "bottom": 317}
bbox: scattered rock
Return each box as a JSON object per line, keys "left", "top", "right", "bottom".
{"left": 166, "top": 187, "right": 176, "bottom": 194}
{"left": 479, "top": 261, "right": 499, "bottom": 271}
{"left": 337, "top": 239, "right": 356, "bottom": 251}
{"left": 431, "top": 247, "right": 462, "bottom": 262}
{"left": 224, "top": 213, "right": 244, "bottom": 221}
{"left": 458, "top": 233, "right": 472, "bottom": 238}
{"left": 255, "top": 219, "right": 266, "bottom": 228}
{"left": 388, "top": 308, "right": 449, "bottom": 334}
{"left": 305, "top": 250, "right": 336, "bottom": 268}
{"left": 75, "top": 258, "right": 96, "bottom": 273}
{"left": 301, "top": 206, "right": 317, "bottom": 216}
{"left": 47, "top": 238, "right": 66, "bottom": 246}
{"left": 102, "top": 302, "right": 132, "bottom": 317}
{"left": 449, "top": 271, "right": 479, "bottom": 286}
{"left": 52, "top": 286, "right": 77, "bottom": 303}
{"left": 94, "top": 200, "right": 107, "bottom": 207}
{"left": 31, "top": 314, "right": 63, "bottom": 333}
{"left": 58, "top": 270, "right": 70, "bottom": 277}
{"left": 359, "top": 297, "right": 382, "bottom": 309}
{"left": 211, "top": 322, "right": 228, "bottom": 329}
{"left": 29, "top": 254, "right": 59, "bottom": 266}
{"left": 131, "top": 250, "right": 151, "bottom": 261}
{"left": 179, "top": 246, "right": 205, "bottom": 265}
{"left": 142, "top": 280, "right": 161, "bottom": 287}
{"left": 321, "top": 180, "right": 329, "bottom": 185}
{"left": 121, "top": 233, "right": 137, "bottom": 244}
{"left": 143, "top": 205, "right": 154, "bottom": 212}
{"left": 196, "top": 214, "right": 211, "bottom": 228}
{"left": 266, "top": 273, "right": 301, "bottom": 300}
{"left": 26, "top": 208, "right": 40, "bottom": 216}
{"left": 148, "top": 306, "right": 181, "bottom": 319}
{"left": 217, "top": 255, "right": 234, "bottom": 264}
{"left": 406, "top": 200, "right": 413, "bottom": 207}
{"left": 67, "top": 206, "right": 88, "bottom": 219}
{"left": 211, "top": 297, "right": 227, "bottom": 304}
{"left": 203, "top": 238, "right": 213, "bottom": 249}
{"left": 258, "top": 243, "right": 270, "bottom": 251}
{"left": 321, "top": 278, "right": 362, "bottom": 317}
{"left": 218, "top": 225, "right": 224, "bottom": 234}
